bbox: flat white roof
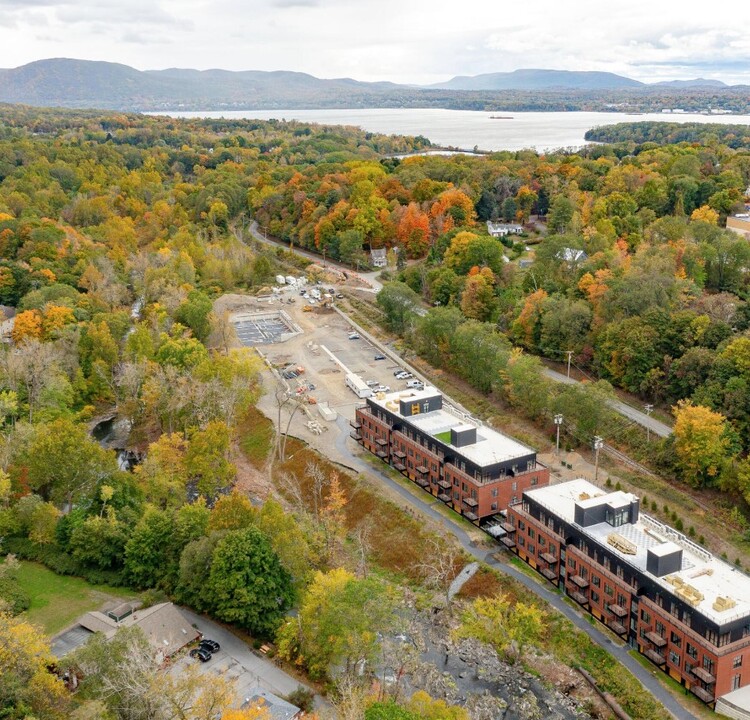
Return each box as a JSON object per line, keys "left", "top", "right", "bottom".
{"left": 525, "top": 479, "right": 750, "bottom": 627}
{"left": 371, "top": 388, "right": 536, "bottom": 467}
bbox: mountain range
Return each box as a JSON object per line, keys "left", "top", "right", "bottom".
{"left": 0, "top": 58, "right": 742, "bottom": 112}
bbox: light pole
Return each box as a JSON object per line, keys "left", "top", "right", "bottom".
{"left": 554, "top": 414, "right": 563, "bottom": 456}
{"left": 566, "top": 350, "right": 573, "bottom": 379}
{"left": 644, "top": 403, "right": 654, "bottom": 443}
{"left": 593, "top": 436, "right": 604, "bottom": 483}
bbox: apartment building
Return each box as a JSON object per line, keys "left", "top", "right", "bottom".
{"left": 351, "top": 387, "right": 548, "bottom": 522}
{"left": 506, "top": 479, "right": 750, "bottom": 706}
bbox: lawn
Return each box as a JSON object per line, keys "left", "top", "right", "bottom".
{"left": 15, "top": 561, "right": 137, "bottom": 635}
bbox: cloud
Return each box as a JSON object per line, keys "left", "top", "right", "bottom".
{"left": 271, "top": 0, "right": 319, "bottom": 6}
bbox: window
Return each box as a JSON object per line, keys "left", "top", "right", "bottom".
{"left": 591, "top": 590, "right": 599, "bottom": 603}
{"left": 604, "top": 583, "right": 614, "bottom": 597}
{"left": 617, "top": 593, "right": 627, "bottom": 607}
{"left": 592, "top": 576, "right": 601, "bottom": 588}
{"left": 669, "top": 651, "right": 680, "bottom": 666}
{"left": 531, "top": 476, "right": 539, "bottom": 486}
{"left": 453, "top": 491, "right": 459, "bottom": 500}
{"left": 733, "top": 674, "right": 742, "bottom": 691}
{"left": 734, "top": 656, "right": 743, "bottom": 669}
{"left": 686, "top": 643, "right": 697, "bottom": 660}
{"left": 491, "top": 488, "right": 498, "bottom": 497}
{"left": 518, "top": 537, "right": 525, "bottom": 547}
{"left": 703, "top": 657, "right": 715, "bottom": 674}
{"left": 512, "top": 481, "right": 517, "bottom": 491}
{"left": 527, "top": 543, "right": 535, "bottom": 555}
{"left": 539, "top": 536, "right": 546, "bottom": 547}
{"left": 569, "top": 559, "right": 577, "bottom": 570}
{"left": 518, "top": 521, "right": 525, "bottom": 531}
{"left": 528, "top": 529, "right": 536, "bottom": 540}
{"left": 655, "top": 621, "right": 665, "bottom": 636}
{"left": 491, "top": 503, "right": 497, "bottom": 511}
{"left": 670, "top": 632, "right": 681, "bottom": 648}
{"left": 640, "top": 609, "right": 651, "bottom": 624}
{"left": 453, "top": 478, "right": 459, "bottom": 487}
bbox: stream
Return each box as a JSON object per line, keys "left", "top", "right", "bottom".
{"left": 91, "top": 416, "right": 140, "bottom": 471}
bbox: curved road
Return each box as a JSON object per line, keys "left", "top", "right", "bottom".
{"left": 333, "top": 416, "right": 696, "bottom": 720}
{"left": 542, "top": 367, "right": 673, "bottom": 438}
{"left": 245, "top": 221, "right": 383, "bottom": 293}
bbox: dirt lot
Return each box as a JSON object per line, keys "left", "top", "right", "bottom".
{"left": 215, "top": 286, "right": 424, "bottom": 464}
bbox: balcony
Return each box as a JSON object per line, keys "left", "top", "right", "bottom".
{"left": 392, "top": 450, "right": 406, "bottom": 459}
{"left": 415, "top": 465, "right": 428, "bottom": 475}
{"left": 500, "top": 536, "right": 516, "bottom": 549}
{"left": 690, "top": 686, "right": 714, "bottom": 704}
{"left": 375, "top": 450, "right": 388, "bottom": 459}
{"left": 393, "top": 462, "right": 406, "bottom": 472}
{"left": 350, "top": 431, "right": 362, "bottom": 441}
{"left": 350, "top": 420, "right": 361, "bottom": 429}
{"left": 691, "top": 666, "right": 715, "bottom": 685}
{"left": 416, "top": 477, "right": 430, "bottom": 488}
{"left": 438, "top": 493, "right": 452, "bottom": 503}
{"left": 375, "top": 437, "right": 388, "bottom": 446}
{"left": 541, "top": 567, "right": 558, "bottom": 581}
{"left": 437, "top": 480, "right": 451, "bottom": 490}
{"left": 463, "top": 497, "right": 478, "bottom": 508}
{"left": 644, "top": 649, "right": 666, "bottom": 666}
{"left": 463, "top": 511, "right": 478, "bottom": 522}
{"left": 571, "top": 575, "right": 589, "bottom": 589}
{"left": 608, "top": 604, "right": 627, "bottom": 618}
{"left": 607, "top": 619, "right": 627, "bottom": 635}
{"left": 540, "top": 552, "right": 557, "bottom": 564}
{"left": 570, "top": 590, "right": 589, "bottom": 605}
{"left": 499, "top": 521, "right": 515, "bottom": 533}
{"left": 645, "top": 631, "right": 667, "bottom": 648}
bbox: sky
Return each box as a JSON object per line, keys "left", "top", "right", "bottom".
{"left": 1, "top": 0, "right": 749, "bottom": 85}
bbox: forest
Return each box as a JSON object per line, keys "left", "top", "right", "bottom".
{"left": 0, "top": 103, "right": 747, "bottom": 720}
{"left": 585, "top": 120, "right": 750, "bottom": 148}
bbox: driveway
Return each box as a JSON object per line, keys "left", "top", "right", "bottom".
{"left": 177, "top": 608, "right": 330, "bottom": 713}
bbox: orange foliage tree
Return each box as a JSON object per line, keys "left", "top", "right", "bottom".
{"left": 11, "top": 310, "right": 43, "bottom": 344}
{"left": 397, "top": 202, "right": 430, "bottom": 258}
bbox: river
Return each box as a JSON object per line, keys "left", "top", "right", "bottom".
{"left": 151, "top": 108, "right": 750, "bottom": 153}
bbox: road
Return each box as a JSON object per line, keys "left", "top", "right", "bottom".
{"left": 246, "top": 221, "right": 383, "bottom": 293}
{"left": 333, "top": 415, "right": 697, "bottom": 720}
{"left": 178, "top": 608, "right": 331, "bottom": 713}
{"left": 542, "top": 367, "right": 673, "bottom": 438}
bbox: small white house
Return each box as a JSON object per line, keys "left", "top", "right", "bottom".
{"left": 487, "top": 221, "right": 523, "bottom": 237}
{"left": 370, "top": 248, "right": 387, "bottom": 267}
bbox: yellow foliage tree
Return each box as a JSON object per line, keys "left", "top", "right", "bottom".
{"left": 0, "top": 610, "right": 69, "bottom": 718}
{"left": 690, "top": 205, "right": 719, "bottom": 225}
{"left": 42, "top": 304, "right": 76, "bottom": 338}
{"left": 11, "top": 309, "right": 43, "bottom": 344}
{"left": 672, "top": 400, "right": 731, "bottom": 487}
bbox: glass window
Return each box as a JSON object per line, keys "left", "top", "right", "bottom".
{"left": 734, "top": 656, "right": 743, "bottom": 669}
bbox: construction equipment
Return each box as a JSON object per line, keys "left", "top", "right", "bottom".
{"left": 303, "top": 305, "right": 314, "bottom": 312}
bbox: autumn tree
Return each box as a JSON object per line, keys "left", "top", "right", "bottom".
{"left": 460, "top": 268, "right": 495, "bottom": 321}
{"left": 185, "top": 420, "right": 236, "bottom": 498}
{"left": 672, "top": 400, "right": 732, "bottom": 487}
{"left": 454, "top": 593, "right": 544, "bottom": 662}
{"left": 397, "top": 203, "right": 430, "bottom": 258}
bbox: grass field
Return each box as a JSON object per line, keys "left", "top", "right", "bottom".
{"left": 15, "top": 561, "right": 137, "bottom": 635}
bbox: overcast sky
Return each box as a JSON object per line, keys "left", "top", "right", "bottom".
{"left": 1, "top": 0, "right": 749, "bottom": 85}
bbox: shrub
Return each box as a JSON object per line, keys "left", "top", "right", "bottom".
{"left": 285, "top": 687, "right": 315, "bottom": 713}
{"left": 0, "top": 577, "right": 30, "bottom": 614}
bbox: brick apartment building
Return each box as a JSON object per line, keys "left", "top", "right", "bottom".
{"left": 351, "top": 387, "right": 549, "bottom": 522}
{"left": 506, "top": 479, "right": 750, "bottom": 707}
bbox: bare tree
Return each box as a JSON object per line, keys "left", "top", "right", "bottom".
{"left": 415, "top": 537, "right": 461, "bottom": 613}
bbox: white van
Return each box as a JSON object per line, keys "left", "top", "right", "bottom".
{"left": 406, "top": 379, "right": 424, "bottom": 389}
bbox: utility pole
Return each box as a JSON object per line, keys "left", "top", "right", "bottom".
{"left": 322, "top": 247, "right": 327, "bottom": 268}
{"left": 566, "top": 350, "right": 573, "bottom": 379}
{"left": 554, "top": 414, "right": 563, "bottom": 456}
{"left": 593, "top": 436, "right": 604, "bottom": 483}
{"left": 644, "top": 404, "right": 654, "bottom": 443}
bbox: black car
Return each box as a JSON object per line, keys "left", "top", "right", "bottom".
{"left": 374, "top": 354, "right": 386, "bottom": 360}
{"left": 199, "top": 638, "right": 220, "bottom": 653}
{"left": 190, "top": 648, "right": 212, "bottom": 662}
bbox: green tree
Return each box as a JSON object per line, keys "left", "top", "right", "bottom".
{"left": 124, "top": 506, "right": 175, "bottom": 589}
{"left": 175, "top": 290, "right": 213, "bottom": 344}
{"left": 277, "top": 568, "right": 397, "bottom": 680}
{"left": 69, "top": 513, "right": 128, "bottom": 570}
{"left": 454, "top": 593, "right": 544, "bottom": 662}
{"left": 376, "top": 282, "right": 421, "bottom": 335}
{"left": 206, "top": 527, "right": 294, "bottom": 636}
{"left": 185, "top": 421, "right": 236, "bottom": 498}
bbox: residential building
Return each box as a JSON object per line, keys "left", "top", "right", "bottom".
{"left": 727, "top": 214, "right": 750, "bottom": 240}
{"left": 506, "top": 479, "right": 750, "bottom": 707}
{"left": 487, "top": 221, "right": 524, "bottom": 237}
{"left": 557, "top": 247, "right": 588, "bottom": 264}
{"left": 238, "top": 687, "right": 301, "bottom": 720}
{"left": 74, "top": 602, "right": 200, "bottom": 660}
{"left": 370, "top": 248, "right": 387, "bottom": 267}
{"left": 352, "top": 387, "right": 548, "bottom": 522}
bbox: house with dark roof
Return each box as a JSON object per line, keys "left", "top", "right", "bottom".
{"left": 239, "top": 687, "right": 301, "bottom": 720}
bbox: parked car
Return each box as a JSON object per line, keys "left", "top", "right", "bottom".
{"left": 336, "top": 293, "right": 344, "bottom": 299}
{"left": 392, "top": 368, "right": 404, "bottom": 376}
{"left": 395, "top": 371, "right": 412, "bottom": 380}
{"left": 348, "top": 332, "right": 360, "bottom": 340}
{"left": 199, "top": 639, "right": 220, "bottom": 653}
{"left": 374, "top": 353, "right": 386, "bottom": 360}
{"left": 407, "top": 380, "right": 424, "bottom": 389}
{"left": 190, "top": 648, "right": 212, "bottom": 662}
{"left": 374, "top": 385, "right": 390, "bottom": 393}
{"left": 365, "top": 380, "right": 379, "bottom": 387}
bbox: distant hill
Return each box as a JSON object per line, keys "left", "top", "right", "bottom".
{"left": 0, "top": 58, "right": 746, "bottom": 113}
{"left": 429, "top": 69, "right": 644, "bottom": 91}
{"left": 652, "top": 78, "right": 727, "bottom": 88}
